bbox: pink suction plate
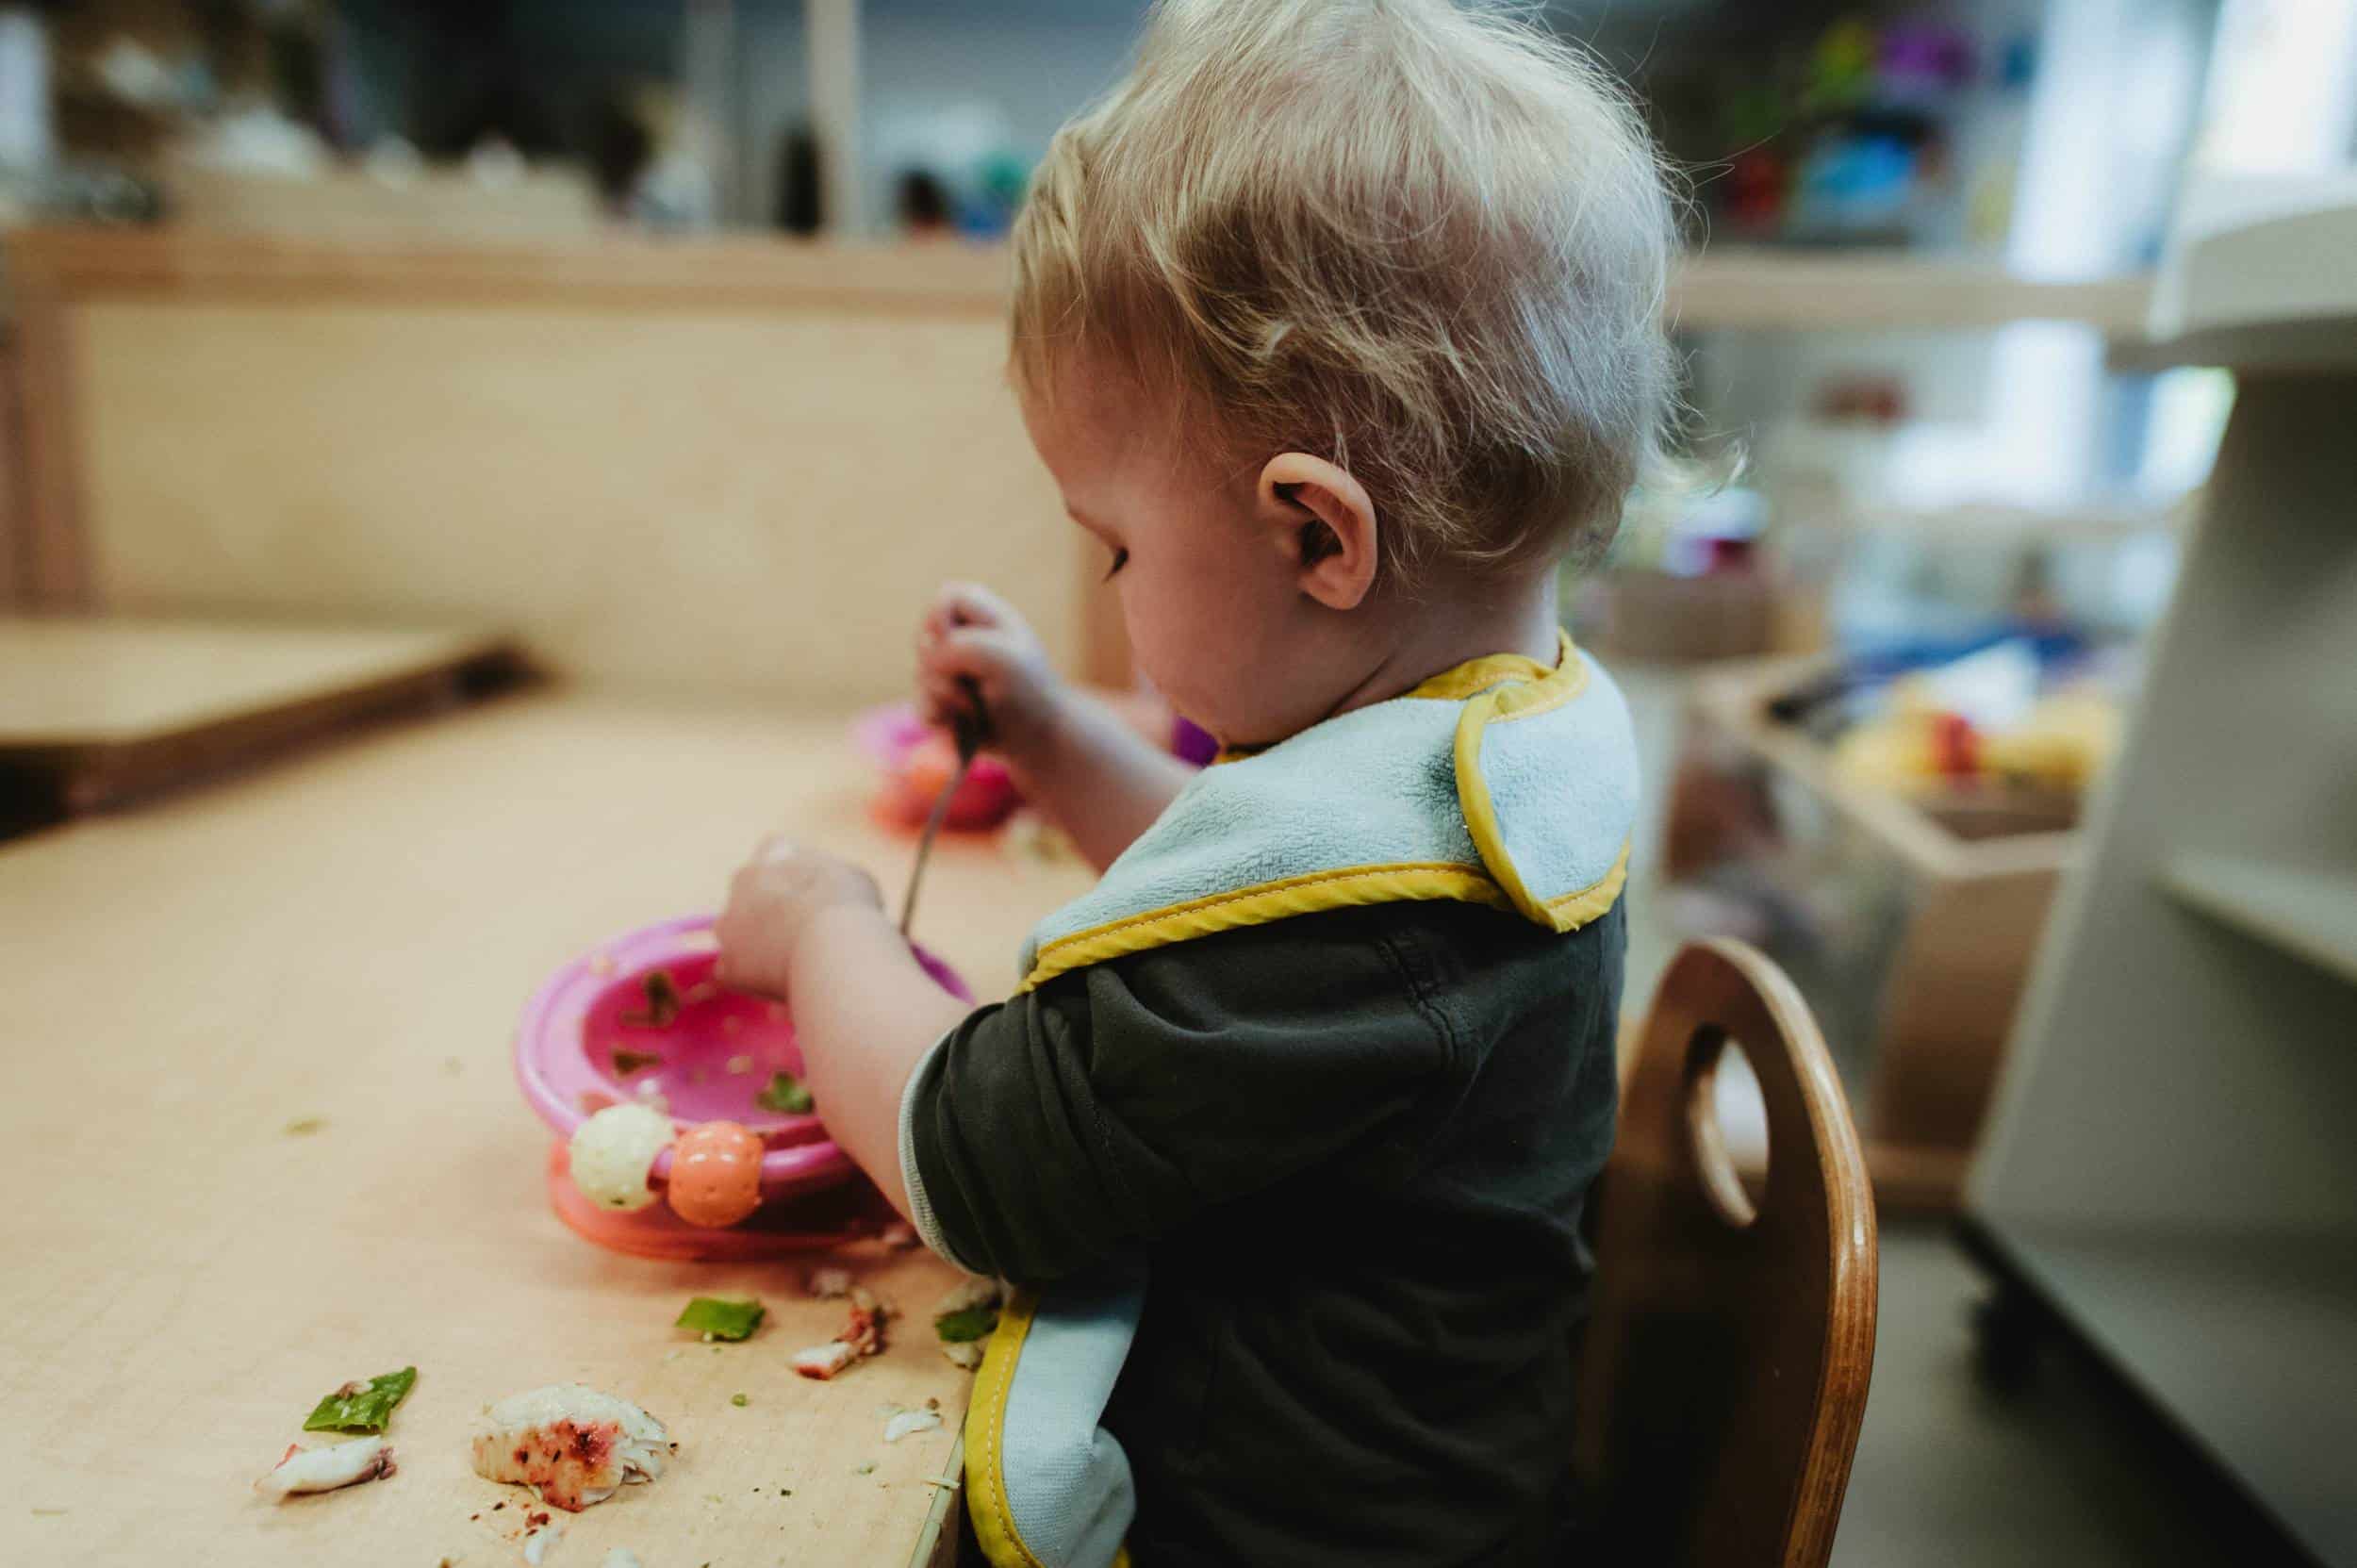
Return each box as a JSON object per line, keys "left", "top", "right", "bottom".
{"left": 516, "top": 913, "right": 971, "bottom": 1258}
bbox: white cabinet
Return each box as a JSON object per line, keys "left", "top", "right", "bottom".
{"left": 1967, "top": 194, "right": 2357, "bottom": 1564}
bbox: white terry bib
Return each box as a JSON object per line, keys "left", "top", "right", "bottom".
{"left": 1018, "top": 636, "right": 1640, "bottom": 991}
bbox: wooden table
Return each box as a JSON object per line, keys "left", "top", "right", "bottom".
{"left": 0, "top": 689, "right": 1097, "bottom": 1567}
{"left": 0, "top": 618, "right": 516, "bottom": 814}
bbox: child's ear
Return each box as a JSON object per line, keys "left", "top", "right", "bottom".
{"left": 1257, "top": 453, "right": 1378, "bottom": 610}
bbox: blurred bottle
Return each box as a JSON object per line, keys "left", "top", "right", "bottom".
{"left": 776, "top": 122, "right": 821, "bottom": 235}
{"left": 896, "top": 167, "right": 951, "bottom": 238}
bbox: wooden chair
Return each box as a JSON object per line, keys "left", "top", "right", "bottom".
{"left": 1574, "top": 939, "right": 1879, "bottom": 1567}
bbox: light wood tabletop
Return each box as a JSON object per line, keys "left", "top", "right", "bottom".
{"left": 0, "top": 689, "right": 1098, "bottom": 1567}
{"left": 0, "top": 618, "right": 517, "bottom": 813}
{"left": 0, "top": 619, "right": 499, "bottom": 746}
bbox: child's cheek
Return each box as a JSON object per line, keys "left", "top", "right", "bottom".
{"left": 1120, "top": 591, "right": 1199, "bottom": 712}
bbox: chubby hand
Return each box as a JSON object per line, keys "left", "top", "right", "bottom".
{"left": 917, "top": 581, "right": 1063, "bottom": 757}
{"left": 714, "top": 836, "right": 883, "bottom": 999}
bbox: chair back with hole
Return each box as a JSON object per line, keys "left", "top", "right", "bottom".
{"left": 1573, "top": 939, "right": 1878, "bottom": 1568}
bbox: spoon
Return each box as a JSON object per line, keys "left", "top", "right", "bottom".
{"left": 898, "top": 675, "right": 988, "bottom": 937}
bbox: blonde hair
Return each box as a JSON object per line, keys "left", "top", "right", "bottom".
{"left": 1011, "top": 0, "right": 1681, "bottom": 580}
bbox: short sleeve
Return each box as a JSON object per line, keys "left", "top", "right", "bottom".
{"left": 900, "top": 915, "right": 1456, "bottom": 1285}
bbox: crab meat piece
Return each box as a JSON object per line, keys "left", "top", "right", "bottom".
{"left": 842, "top": 1287, "right": 887, "bottom": 1354}
{"left": 470, "top": 1384, "right": 674, "bottom": 1512}
{"left": 791, "top": 1341, "right": 857, "bottom": 1379}
{"left": 792, "top": 1285, "right": 890, "bottom": 1379}
{"left": 255, "top": 1437, "right": 396, "bottom": 1500}
{"left": 807, "top": 1267, "right": 852, "bottom": 1299}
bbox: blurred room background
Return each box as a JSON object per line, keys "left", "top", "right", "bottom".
{"left": 2, "top": 3, "right": 2352, "bottom": 1564}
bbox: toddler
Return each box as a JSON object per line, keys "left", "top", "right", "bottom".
{"left": 717, "top": 1, "right": 1677, "bottom": 1561}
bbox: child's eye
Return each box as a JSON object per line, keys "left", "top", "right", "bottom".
{"left": 1101, "top": 547, "right": 1130, "bottom": 582}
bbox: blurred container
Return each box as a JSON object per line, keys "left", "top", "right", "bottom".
{"left": 1662, "top": 652, "right": 2079, "bottom": 1210}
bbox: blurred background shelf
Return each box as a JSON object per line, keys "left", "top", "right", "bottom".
{"left": 1672, "top": 249, "right": 2151, "bottom": 337}
{"left": 1972, "top": 1221, "right": 2357, "bottom": 1564}
{"left": 2157, "top": 854, "right": 2357, "bottom": 989}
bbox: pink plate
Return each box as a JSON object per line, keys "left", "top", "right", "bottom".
{"left": 516, "top": 914, "right": 971, "bottom": 1253}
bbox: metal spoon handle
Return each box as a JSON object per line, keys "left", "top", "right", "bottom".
{"left": 897, "top": 676, "right": 989, "bottom": 938}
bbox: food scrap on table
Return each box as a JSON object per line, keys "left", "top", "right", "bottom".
{"left": 568, "top": 1102, "right": 674, "bottom": 1212}
{"left": 791, "top": 1287, "right": 887, "bottom": 1380}
{"left": 932, "top": 1277, "right": 1003, "bottom": 1368}
{"left": 523, "top": 1518, "right": 563, "bottom": 1564}
{"left": 675, "top": 1295, "right": 765, "bottom": 1342}
{"left": 731, "top": 1393, "right": 748, "bottom": 1407}
{"left": 806, "top": 1267, "right": 852, "bottom": 1299}
{"left": 618, "top": 969, "right": 683, "bottom": 1029}
{"left": 283, "top": 1115, "right": 325, "bottom": 1136}
{"left": 470, "top": 1384, "right": 674, "bottom": 1512}
{"left": 304, "top": 1365, "right": 419, "bottom": 1433}
{"left": 255, "top": 1437, "right": 396, "bottom": 1500}
{"left": 1003, "top": 809, "right": 1080, "bottom": 866}
{"left": 791, "top": 1341, "right": 856, "bottom": 1379}
{"left": 602, "top": 1550, "right": 644, "bottom": 1568}
{"left": 882, "top": 1409, "right": 943, "bottom": 1444}
{"left": 754, "top": 1071, "right": 814, "bottom": 1115}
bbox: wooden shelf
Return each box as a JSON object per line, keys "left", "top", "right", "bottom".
{"left": 2157, "top": 853, "right": 2357, "bottom": 988}
{"left": 1671, "top": 247, "right": 2152, "bottom": 338}
{"left": 1991, "top": 1222, "right": 2357, "bottom": 1564}
{"left": 5, "top": 228, "right": 2151, "bottom": 337}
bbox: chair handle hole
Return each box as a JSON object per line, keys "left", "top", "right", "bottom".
{"left": 1684, "top": 1024, "right": 1769, "bottom": 1228}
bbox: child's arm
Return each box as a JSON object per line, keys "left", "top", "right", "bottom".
{"left": 712, "top": 839, "right": 965, "bottom": 1223}
{"left": 920, "top": 582, "right": 1195, "bottom": 870}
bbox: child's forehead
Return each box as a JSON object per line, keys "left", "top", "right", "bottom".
{"left": 1021, "top": 357, "right": 1187, "bottom": 474}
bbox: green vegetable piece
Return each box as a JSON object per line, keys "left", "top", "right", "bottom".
{"left": 612, "top": 1049, "right": 663, "bottom": 1076}
{"left": 302, "top": 1366, "right": 418, "bottom": 1433}
{"left": 934, "top": 1305, "right": 1001, "bottom": 1344}
{"left": 621, "top": 968, "right": 683, "bottom": 1028}
{"left": 676, "top": 1296, "right": 766, "bottom": 1342}
{"left": 756, "top": 1072, "right": 815, "bottom": 1114}
{"left": 731, "top": 1393, "right": 749, "bottom": 1407}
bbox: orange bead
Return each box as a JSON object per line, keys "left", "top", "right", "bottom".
{"left": 666, "top": 1120, "right": 766, "bottom": 1228}
{"left": 902, "top": 732, "right": 961, "bottom": 801}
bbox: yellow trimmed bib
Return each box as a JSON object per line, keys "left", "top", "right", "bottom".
{"left": 964, "top": 632, "right": 1638, "bottom": 1568}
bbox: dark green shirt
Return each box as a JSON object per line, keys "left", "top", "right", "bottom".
{"left": 906, "top": 898, "right": 1624, "bottom": 1567}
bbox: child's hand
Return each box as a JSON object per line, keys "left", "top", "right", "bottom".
{"left": 917, "top": 582, "right": 1063, "bottom": 757}
{"left": 714, "top": 836, "right": 884, "bottom": 1000}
